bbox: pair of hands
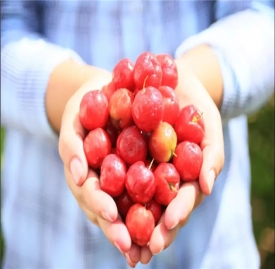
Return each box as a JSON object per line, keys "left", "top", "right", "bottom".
{"left": 58, "top": 68, "right": 224, "bottom": 268}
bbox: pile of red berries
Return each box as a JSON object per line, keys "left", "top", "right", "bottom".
{"left": 79, "top": 52, "right": 204, "bottom": 246}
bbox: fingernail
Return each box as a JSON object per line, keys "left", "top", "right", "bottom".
{"left": 208, "top": 169, "right": 216, "bottom": 194}
{"left": 114, "top": 242, "right": 124, "bottom": 254}
{"left": 125, "top": 253, "right": 136, "bottom": 268}
{"left": 70, "top": 157, "right": 83, "bottom": 185}
{"left": 167, "top": 221, "right": 178, "bottom": 230}
{"left": 153, "top": 247, "right": 164, "bottom": 255}
{"left": 101, "top": 210, "right": 114, "bottom": 222}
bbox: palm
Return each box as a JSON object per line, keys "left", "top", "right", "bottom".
{"left": 148, "top": 72, "right": 224, "bottom": 256}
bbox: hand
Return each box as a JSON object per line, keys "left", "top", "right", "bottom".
{"left": 58, "top": 72, "right": 141, "bottom": 267}
{"left": 147, "top": 72, "right": 224, "bottom": 258}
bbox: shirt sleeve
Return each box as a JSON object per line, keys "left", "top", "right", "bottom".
{"left": 1, "top": 0, "right": 84, "bottom": 144}
{"left": 175, "top": 1, "right": 274, "bottom": 122}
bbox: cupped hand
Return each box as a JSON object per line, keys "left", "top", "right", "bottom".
{"left": 58, "top": 71, "right": 140, "bottom": 267}
{"left": 148, "top": 71, "right": 225, "bottom": 257}
{"left": 58, "top": 66, "right": 224, "bottom": 267}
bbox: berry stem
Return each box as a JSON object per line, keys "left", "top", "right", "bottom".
{"left": 148, "top": 158, "right": 155, "bottom": 170}
{"left": 192, "top": 111, "right": 203, "bottom": 123}
{"left": 169, "top": 183, "right": 177, "bottom": 192}
{"left": 142, "top": 76, "right": 149, "bottom": 93}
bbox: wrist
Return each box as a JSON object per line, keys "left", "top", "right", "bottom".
{"left": 175, "top": 44, "right": 223, "bottom": 109}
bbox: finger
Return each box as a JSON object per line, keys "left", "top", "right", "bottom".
{"left": 59, "top": 98, "right": 88, "bottom": 186}
{"left": 164, "top": 181, "right": 201, "bottom": 230}
{"left": 67, "top": 168, "right": 131, "bottom": 254}
{"left": 65, "top": 168, "right": 118, "bottom": 222}
{"left": 149, "top": 217, "right": 179, "bottom": 255}
{"left": 82, "top": 205, "right": 132, "bottom": 256}
{"left": 125, "top": 243, "right": 141, "bottom": 267}
{"left": 96, "top": 217, "right": 132, "bottom": 254}
{"left": 199, "top": 108, "right": 224, "bottom": 195}
{"left": 150, "top": 183, "right": 201, "bottom": 254}
{"left": 140, "top": 245, "right": 153, "bottom": 264}
{"left": 58, "top": 73, "right": 112, "bottom": 187}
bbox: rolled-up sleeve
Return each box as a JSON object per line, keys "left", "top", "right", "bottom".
{"left": 175, "top": 1, "right": 274, "bottom": 121}
{"left": 1, "top": 0, "right": 83, "bottom": 143}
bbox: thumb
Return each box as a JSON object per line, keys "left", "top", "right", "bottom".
{"left": 59, "top": 97, "right": 89, "bottom": 186}
{"left": 199, "top": 109, "right": 224, "bottom": 195}
{"left": 199, "top": 144, "right": 224, "bottom": 195}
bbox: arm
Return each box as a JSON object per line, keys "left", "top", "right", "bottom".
{"left": 175, "top": 1, "right": 274, "bottom": 121}
{"left": 148, "top": 0, "right": 274, "bottom": 260}
{"left": 1, "top": 0, "right": 102, "bottom": 142}
{"left": 1, "top": 1, "right": 127, "bottom": 265}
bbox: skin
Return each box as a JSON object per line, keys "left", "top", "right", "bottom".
{"left": 47, "top": 44, "right": 224, "bottom": 267}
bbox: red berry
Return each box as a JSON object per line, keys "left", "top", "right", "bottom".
{"left": 154, "top": 163, "right": 180, "bottom": 206}
{"left": 100, "top": 154, "right": 126, "bottom": 197}
{"left": 173, "top": 141, "right": 203, "bottom": 181}
{"left": 116, "top": 126, "right": 147, "bottom": 165}
{"left": 125, "top": 161, "right": 156, "bottom": 204}
{"left": 109, "top": 88, "right": 134, "bottom": 130}
{"left": 174, "top": 105, "right": 204, "bottom": 144}
{"left": 156, "top": 53, "right": 178, "bottom": 89}
{"left": 148, "top": 121, "right": 177, "bottom": 163}
{"left": 133, "top": 52, "right": 162, "bottom": 90}
{"left": 158, "top": 85, "right": 180, "bottom": 126}
{"left": 79, "top": 90, "right": 109, "bottom": 130}
{"left": 83, "top": 128, "right": 112, "bottom": 169}
{"left": 112, "top": 58, "right": 135, "bottom": 91}
{"left": 145, "top": 199, "right": 163, "bottom": 225}
{"left": 115, "top": 189, "right": 135, "bottom": 221}
{"left": 126, "top": 204, "right": 155, "bottom": 246}
{"left": 101, "top": 81, "right": 117, "bottom": 101}
{"left": 132, "top": 86, "right": 164, "bottom": 132}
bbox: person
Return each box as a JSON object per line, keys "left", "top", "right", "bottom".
{"left": 1, "top": 0, "right": 274, "bottom": 268}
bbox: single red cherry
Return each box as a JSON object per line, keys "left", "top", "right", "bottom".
{"left": 126, "top": 203, "right": 155, "bottom": 246}
{"left": 153, "top": 163, "right": 180, "bottom": 206}
{"left": 99, "top": 154, "right": 126, "bottom": 197}
{"left": 156, "top": 53, "right": 178, "bottom": 89}
{"left": 112, "top": 58, "right": 135, "bottom": 92}
{"left": 83, "top": 128, "right": 112, "bottom": 169}
{"left": 101, "top": 81, "right": 117, "bottom": 101}
{"left": 173, "top": 141, "right": 203, "bottom": 181}
{"left": 132, "top": 86, "right": 164, "bottom": 132}
{"left": 125, "top": 161, "right": 156, "bottom": 204}
{"left": 116, "top": 126, "right": 147, "bottom": 165}
{"left": 174, "top": 105, "right": 204, "bottom": 145}
{"left": 115, "top": 189, "right": 135, "bottom": 221}
{"left": 158, "top": 85, "right": 180, "bottom": 126}
{"left": 109, "top": 88, "right": 134, "bottom": 130}
{"left": 79, "top": 90, "right": 109, "bottom": 130}
{"left": 148, "top": 121, "right": 177, "bottom": 163}
{"left": 145, "top": 199, "right": 163, "bottom": 225}
{"left": 133, "top": 52, "right": 162, "bottom": 90}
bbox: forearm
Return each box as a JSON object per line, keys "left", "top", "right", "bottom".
{"left": 45, "top": 60, "right": 111, "bottom": 133}
{"left": 175, "top": 45, "right": 223, "bottom": 109}
{"left": 175, "top": 6, "right": 274, "bottom": 120}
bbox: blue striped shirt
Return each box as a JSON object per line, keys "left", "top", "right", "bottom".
{"left": 1, "top": 1, "right": 274, "bottom": 268}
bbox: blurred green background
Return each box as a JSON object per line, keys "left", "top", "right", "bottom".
{"left": 1, "top": 95, "right": 274, "bottom": 268}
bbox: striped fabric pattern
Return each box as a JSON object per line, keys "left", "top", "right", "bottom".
{"left": 1, "top": 1, "right": 274, "bottom": 268}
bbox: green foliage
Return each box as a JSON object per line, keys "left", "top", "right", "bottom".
{"left": 249, "top": 95, "right": 275, "bottom": 269}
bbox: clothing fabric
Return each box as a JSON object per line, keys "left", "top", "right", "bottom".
{"left": 1, "top": 1, "right": 274, "bottom": 268}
